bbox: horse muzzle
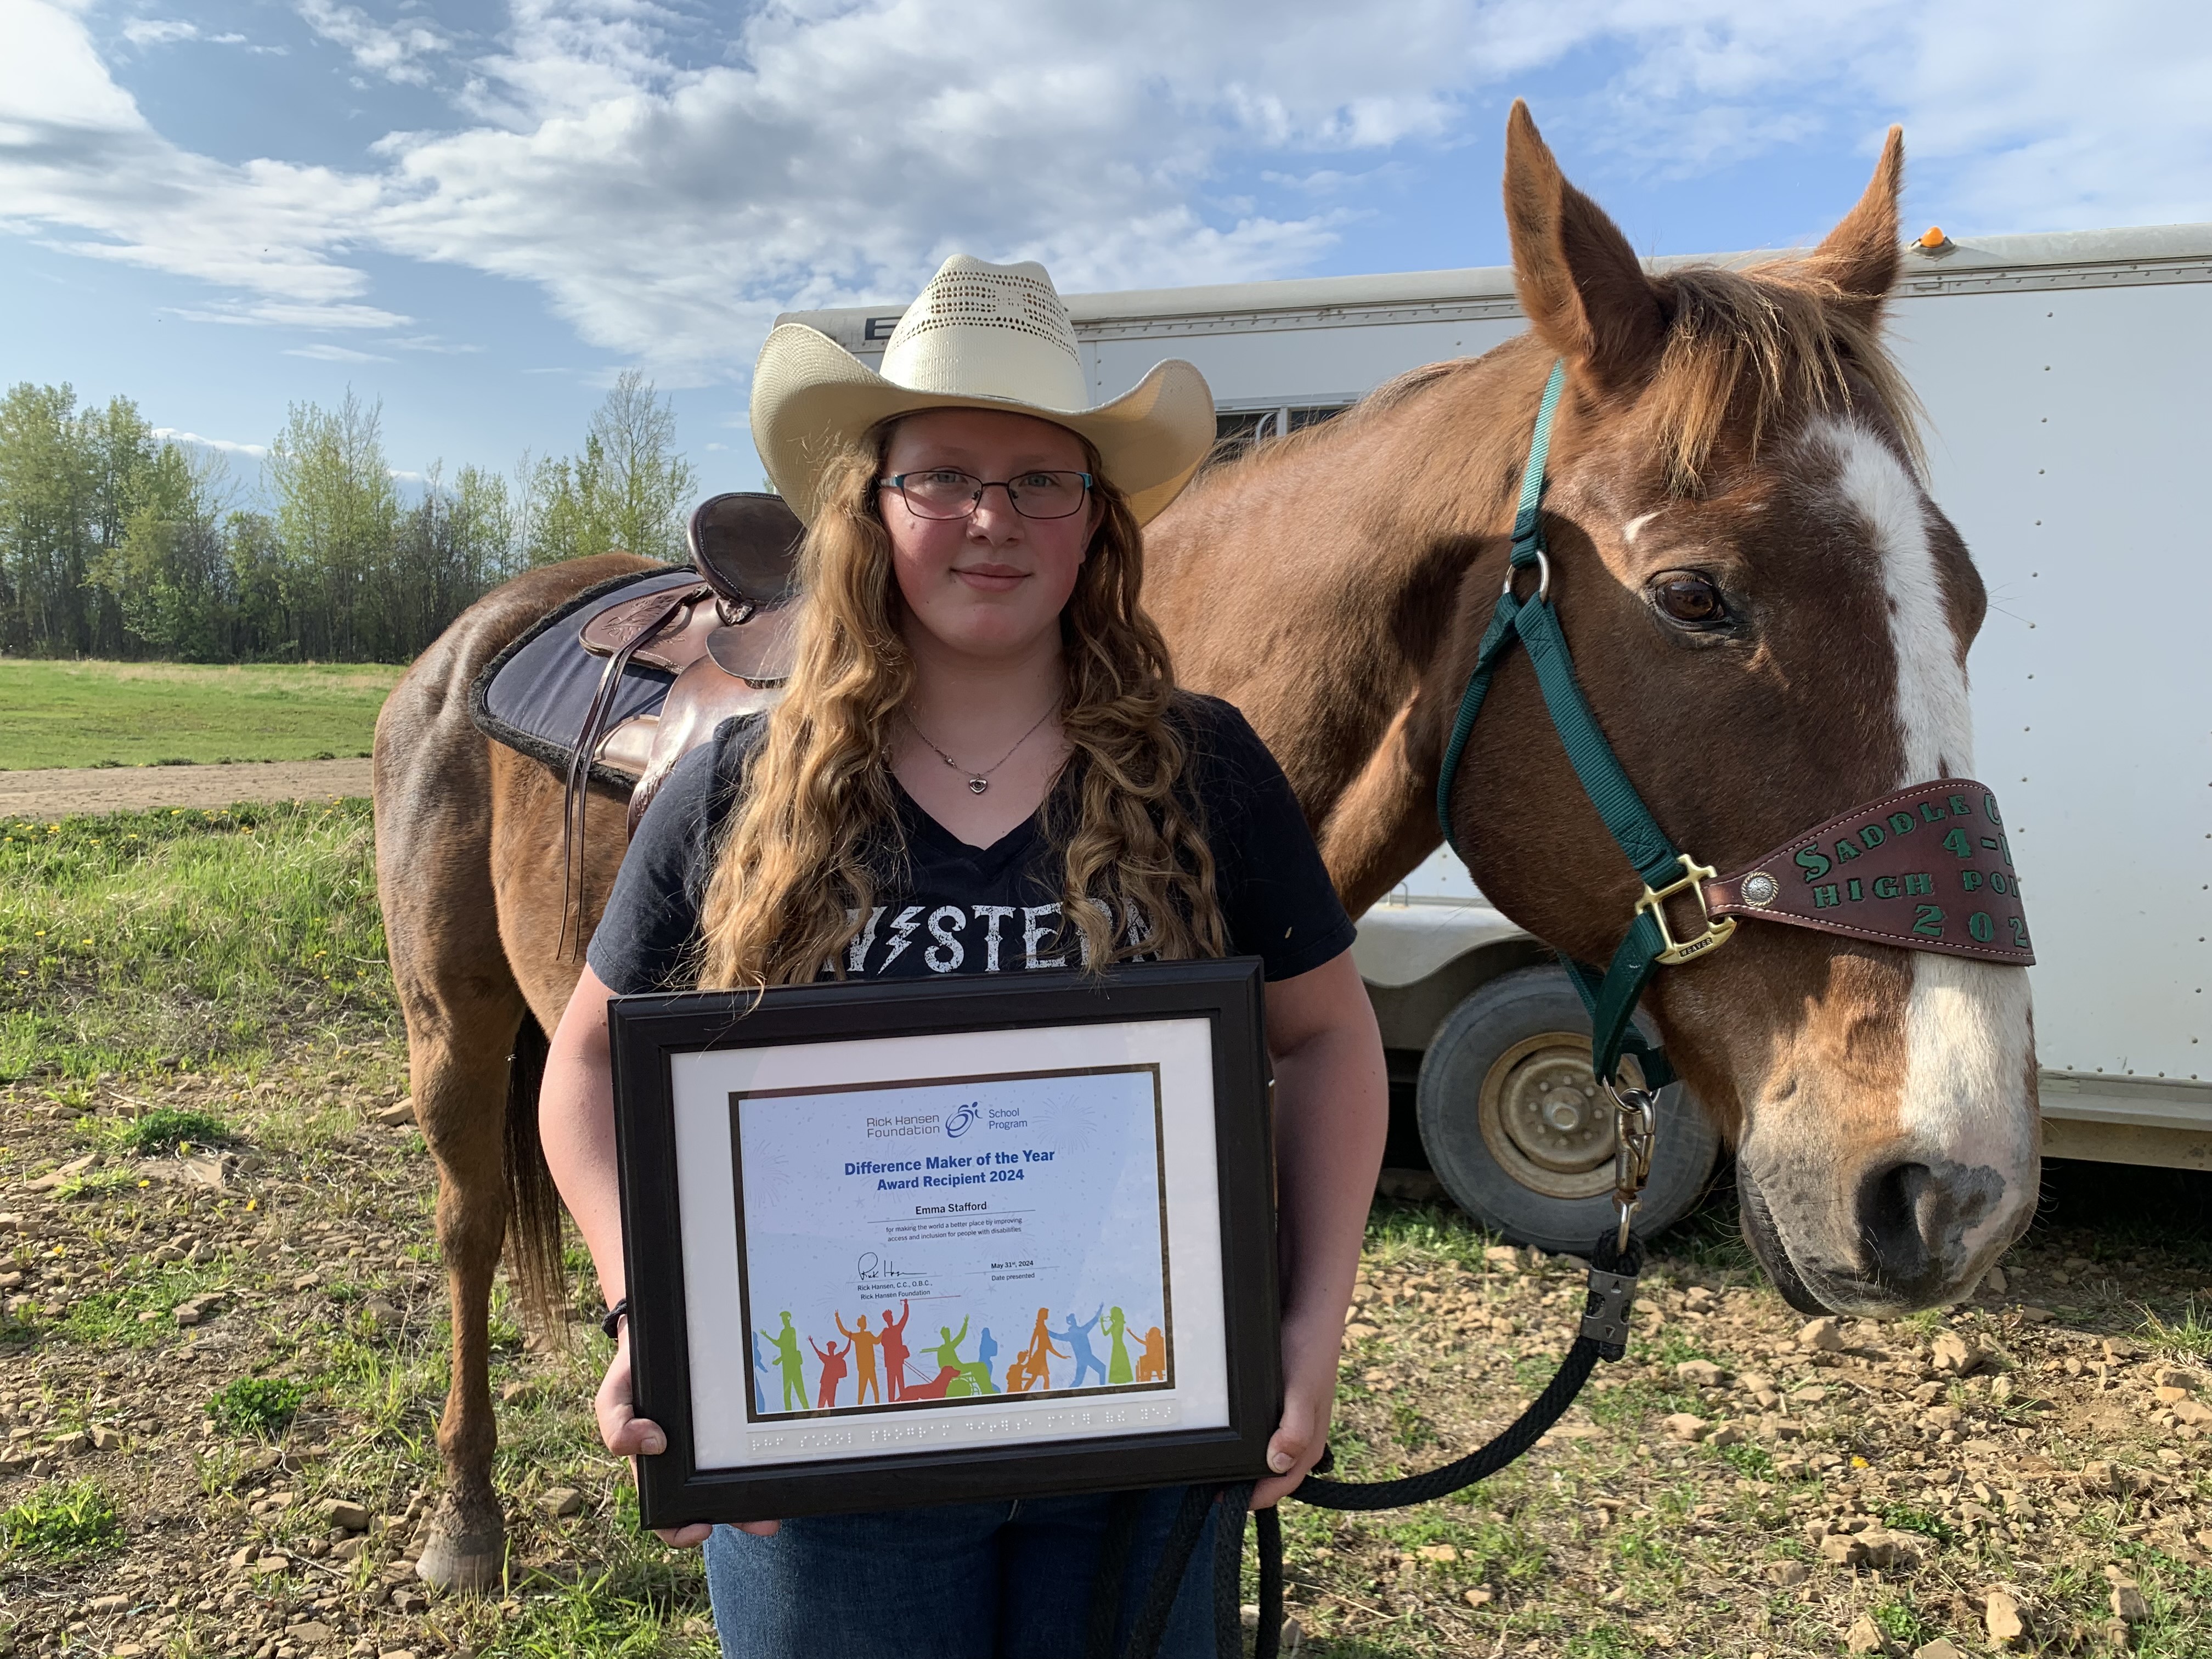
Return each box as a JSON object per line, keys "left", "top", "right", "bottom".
{"left": 1736, "top": 1131, "right": 2038, "bottom": 1317}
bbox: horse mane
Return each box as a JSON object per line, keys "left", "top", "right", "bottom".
{"left": 1645, "top": 259, "right": 1925, "bottom": 493}
{"left": 1184, "top": 261, "right": 1922, "bottom": 498}
{"left": 1185, "top": 359, "right": 1465, "bottom": 489}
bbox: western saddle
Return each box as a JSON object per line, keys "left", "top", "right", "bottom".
{"left": 561, "top": 491, "right": 803, "bottom": 947}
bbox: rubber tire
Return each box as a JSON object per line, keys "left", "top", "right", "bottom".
{"left": 1415, "top": 964, "right": 1720, "bottom": 1254}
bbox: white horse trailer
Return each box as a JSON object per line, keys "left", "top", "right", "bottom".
{"left": 778, "top": 224, "right": 2212, "bottom": 1246}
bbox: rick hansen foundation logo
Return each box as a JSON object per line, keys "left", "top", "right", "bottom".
{"left": 944, "top": 1103, "right": 979, "bottom": 1138}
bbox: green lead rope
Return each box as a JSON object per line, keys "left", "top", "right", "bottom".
{"left": 1432, "top": 359, "right": 1676, "bottom": 1091}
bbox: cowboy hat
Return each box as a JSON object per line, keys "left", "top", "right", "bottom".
{"left": 749, "top": 255, "right": 1216, "bottom": 526}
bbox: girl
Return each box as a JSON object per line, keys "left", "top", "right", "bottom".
{"left": 542, "top": 255, "right": 1387, "bottom": 1657}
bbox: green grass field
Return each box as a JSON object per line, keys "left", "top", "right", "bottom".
{"left": 0, "top": 800, "right": 393, "bottom": 1080}
{"left": 0, "top": 659, "right": 405, "bottom": 770}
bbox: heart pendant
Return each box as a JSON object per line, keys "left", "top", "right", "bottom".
{"left": 967, "top": 777, "right": 989, "bottom": 795}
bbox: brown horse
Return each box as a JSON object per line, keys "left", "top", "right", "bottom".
{"left": 1143, "top": 103, "right": 2037, "bottom": 1322}
{"left": 371, "top": 105, "right": 2036, "bottom": 1590}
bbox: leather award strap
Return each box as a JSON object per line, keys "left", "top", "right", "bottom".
{"left": 1704, "top": 779, "right": 2034, "bottom": 964}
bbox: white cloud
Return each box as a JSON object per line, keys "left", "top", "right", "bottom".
{"left": 294, "top": 0, "right": 449, "bottom": 86}
{"left": 121, "top": 18, "right": 198, "bottom": 44}
{"left": 284, "top": 342, "right": 392, "bottom": 361}
{"left": 166, "top": 300, "right": 411, "bottom": 328}
{"left": 1541, "top": 0, "right": 2212, "bottom": 230}
{"left": 1, "top": 0, "right": 389, "bottom": 319}
{"left": 4, "top": 0, "right": 2209, "bottom": 387}
{"left": 154, "top": 427, "right": 269, "bottom": 458}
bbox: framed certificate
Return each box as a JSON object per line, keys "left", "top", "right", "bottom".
{"left": 606, "top": 958, "right": 1280, "bottom": 1526}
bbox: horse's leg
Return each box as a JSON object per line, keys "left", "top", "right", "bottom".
{"left": 411, "top": 993, "right": 525, "bottom": 1592}
{"left": 1313, "top": 695, "right": 1447, "bottom": 916}
{"left": 375, "top": 656, "right": 531, "bottom": 1593}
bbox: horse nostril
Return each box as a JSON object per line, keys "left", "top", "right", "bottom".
{"left": 1855, "top": 1160, "right": 1938, "bottom": 1286}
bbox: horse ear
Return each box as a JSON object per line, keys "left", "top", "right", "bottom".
{"left": 1801, "top": 126, "right": 1905, "bottom": 326}
{"left": 1502, "top": 100, "right": 1667, "bottom": 394}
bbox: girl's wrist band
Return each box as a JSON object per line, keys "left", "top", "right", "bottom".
{"left": 600, "top": 1298, "right": 629, "bottom": 1339}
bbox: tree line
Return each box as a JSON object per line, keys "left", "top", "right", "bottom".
{"left": 0, "top": 371, "right": 698, "bottom": 663}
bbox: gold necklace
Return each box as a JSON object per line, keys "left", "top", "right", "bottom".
{"left": 903, "top": 703, "right": 1059, "bottom": 795}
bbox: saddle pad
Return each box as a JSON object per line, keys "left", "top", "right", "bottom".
{"left": 470, "top": 566, "right": 696, "bottom": 792}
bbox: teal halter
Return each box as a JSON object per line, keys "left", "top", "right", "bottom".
{"left": 1434, "top": 359, "right": 1736, "bottom": 1104}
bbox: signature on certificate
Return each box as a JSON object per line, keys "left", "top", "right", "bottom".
{"left": 857, "top": 1251, "right": 924, "bottom": 1283}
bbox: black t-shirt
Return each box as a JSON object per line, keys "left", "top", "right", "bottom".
{"left": 586, "top": 692, "right": 1355, "bottom": 994}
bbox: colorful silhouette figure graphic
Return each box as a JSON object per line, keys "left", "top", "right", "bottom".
{"left": 928, "top": 1317, "right": 973, "bottom": 1397}
{"left": 878, "top": 1300, "right": 913, "bottom": 1402}
{"left": 902, "top": 1367, "right": 958, "bottom": 1400}
{"left": 836, "top": 1311, "right": 882, "bottom": 1405}
{"left": 749, "top": 1330, "right": 771, "bottom": 1412}
{"left": 970, "top": 1326, "right": 1001, "bottom": 1392}
{"left": 1136, "top": 1325, "right": 1166, "bottom": 1384}
{"left": 1059, "top": 1306, "right": 1106, "bottom": 1389}
{"left": 1006, "top": 1306, "right": 1065, "bottom": 1393}
{"left": 808, "top": 1336, "right": 850, "bottom": 1409}
{"left": 1104, "top": 1306, "right": 1133, "bottom": 1385}
{"left": 929, "top": 1316, "right": 969, "bottom": 1372}
{"left": 761, "top": 1311, "right": 806, "bottom": 1411}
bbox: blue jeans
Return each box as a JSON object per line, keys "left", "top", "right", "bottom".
{"left": 703, "top": 1486, "right": 1221, "bottom": 1658}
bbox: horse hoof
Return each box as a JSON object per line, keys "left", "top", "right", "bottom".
{"left": 414, "top": 1528, "right": 505, "bottom": 1593}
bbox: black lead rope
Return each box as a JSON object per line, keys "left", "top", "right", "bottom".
{"left": 1090, "top": 1231, "right": 1644, "bottom": 1659}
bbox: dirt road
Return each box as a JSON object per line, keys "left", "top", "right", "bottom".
{"left": 0, "top": 759, "right": 375, "bottom": 817}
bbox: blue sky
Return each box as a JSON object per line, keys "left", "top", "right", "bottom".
{"left": 4, "top": 0, "right": 2208, "bottom": 498}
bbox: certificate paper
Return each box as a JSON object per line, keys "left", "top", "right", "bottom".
{"left": 735, "top": 1065, "right": 1173, "bottom": 1421}
{"left": 667, "top": 1017, "right": 1233, "bottom": 1471}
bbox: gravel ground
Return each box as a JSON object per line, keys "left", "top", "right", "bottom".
{"left": 3, "top": 1060, "right": 2210, "bottom": 1658}
{"left": 0, "top": 763, "right": 375, "bottom": 819}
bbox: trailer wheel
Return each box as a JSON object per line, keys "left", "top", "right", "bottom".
{"left": 1415, "top": 965, "right": 1719, "bottom": 1253}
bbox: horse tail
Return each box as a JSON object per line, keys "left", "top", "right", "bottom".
{"left": 503, "top": 1013, "right": 569, "bottom": 1344}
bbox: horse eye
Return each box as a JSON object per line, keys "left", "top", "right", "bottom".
{"left": 1653, "top": 574, "right": 1728, "bottom": 625}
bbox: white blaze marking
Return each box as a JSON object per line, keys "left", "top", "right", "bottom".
{"left": 1819, "top": 421, "right": 1973, "bottom": 780}
{"left": 1820, "top": 419, "right": 2033, "bottom": 1257}
{"left": 1900, "top": 953, "right": 2036, "bottom": 1253}
{"left": 1622, "top": 510, "right": 1660, "bottom": 545}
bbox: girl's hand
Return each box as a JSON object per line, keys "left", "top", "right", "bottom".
{"left": 1250, "top": 1306, "right": 1340, "bottom": 1509}
{"left": 596, "top": 1335, "right": 778, "bottom": 1543}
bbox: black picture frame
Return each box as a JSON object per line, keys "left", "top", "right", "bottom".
{"left": 607, "top": 957, "right": 1280, "bottom": 1527}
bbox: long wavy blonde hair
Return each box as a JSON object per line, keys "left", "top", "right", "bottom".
{"left": 695, "top": 422, "right": 1226, "bottom": 991}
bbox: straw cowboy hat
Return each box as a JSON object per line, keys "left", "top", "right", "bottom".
{"left": 749, "top": 255, "right": 1216, "bottom": 526}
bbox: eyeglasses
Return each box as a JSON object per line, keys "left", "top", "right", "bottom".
{"left": 878, "top": 469, "right": 1094, "bottom": 521}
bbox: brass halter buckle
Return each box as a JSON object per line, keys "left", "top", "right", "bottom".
{"left": 1635, "top": 854, "right": 1737, "bottom": 965}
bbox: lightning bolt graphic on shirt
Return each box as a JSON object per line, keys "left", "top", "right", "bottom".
{"left": 877, "top": 905, "right": 925, "bottom": 971}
